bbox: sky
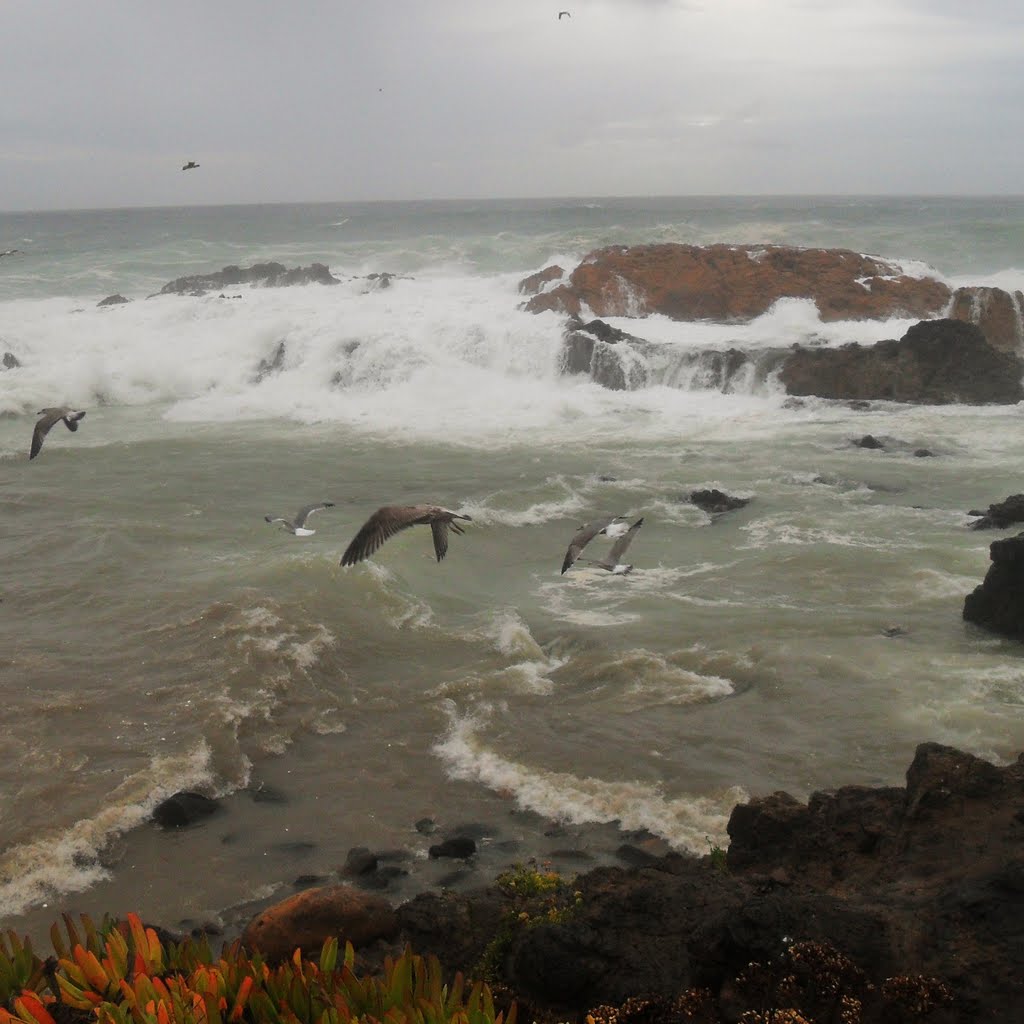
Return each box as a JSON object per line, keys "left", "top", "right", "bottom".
{"left": 2, "top": 0, "right": 1024, "bottom": 210}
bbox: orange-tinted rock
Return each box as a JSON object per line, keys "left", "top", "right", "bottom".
{"left": 949, "top": 286, "right": 1023, "bottom": 354}
{"left": 240, "top": 884, "right": 398, "bottom": 961}
{"left": 524, "top": 244, "right": 951, "bottom": 322}
{"left": 518, "top": 265, "right": 564, "bottom": 295}
{"left": 523, "top": 283, "right": 581, "bottom": 316}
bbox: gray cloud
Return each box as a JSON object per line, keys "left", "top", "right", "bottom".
{"left": 2, "top": 0, "right": 1022, "bottom": 210}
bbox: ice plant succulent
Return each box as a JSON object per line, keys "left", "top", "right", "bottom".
{"left": 0, "top": 914, "right": 515, "bottom": 1024}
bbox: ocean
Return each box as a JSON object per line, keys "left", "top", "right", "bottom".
{"left": 2, "top": 195, "right": 1023, "bottom": 943}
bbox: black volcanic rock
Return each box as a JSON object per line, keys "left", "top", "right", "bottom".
{"left": 779, "top": 318, "right": 1024, "bottom": 403}
{"left": 98, "top": 293, "right": 130, "bottom": 306}
{"left": 2, "top": 352, "right": 20, "bottom": 370}
{"left": 688, "top": 488, "right": 750, "bottom": 515}
{"left": 963, "top": 531, "right": 1024, "bottom": 639}
{"left": 159, "top": 262, "right": 340, "bottom": 296}
{"left": 373, "top": 743, "right": 1024, "bottom": 1022}
{"left": 152, "top": 791, "right": 221, "bottom": 829}
{"left": 968, "top": 493, "right": 1024, "bottom": 530}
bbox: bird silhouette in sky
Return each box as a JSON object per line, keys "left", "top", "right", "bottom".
{"left": 182, "top": 161, "right": 200, "bottom": 171}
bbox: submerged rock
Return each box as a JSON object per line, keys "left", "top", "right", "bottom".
{"left": 152, "top": 791, "right": 221, "bottom": 829}
{"left": 159, "top": 262, "right": 340, "bottom": 296}
{"left": 97, "top": 293, "right": 130, "bottom": 306}
{"left": 2, "top": 352, "right": 21, "bottom": 370}
{"left": 688, "top": 488, "right": 750, "bottom": 515}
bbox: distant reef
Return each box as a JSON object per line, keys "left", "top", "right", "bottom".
{"left": 157, "top": 261, "right": 340, "bottom": 296}
{"left": 521, "top": 244, "right": 1024, "bottom": 403}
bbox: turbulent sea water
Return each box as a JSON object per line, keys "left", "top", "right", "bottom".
{"left": 2, "top": 195, "right": 1024, "bottom": 941}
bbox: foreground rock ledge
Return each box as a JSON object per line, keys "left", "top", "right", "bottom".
{"left": 241, "top": 742, "right": 1023, "bottom": 1022}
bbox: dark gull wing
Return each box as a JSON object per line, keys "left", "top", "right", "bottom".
{"left": 560, "top": 516, "right": 615, "bottom": 574}
{"left": 293, "top": 501, "right": 335, "bottom": 528}
{"left": 29, "top": 408, "right": 66, "bottom": 460}
{"left": 340, "top": 505, "right": 431, "bottom": 566}
{"left": 430, "top": 520, "right": 450, "bottom": 561}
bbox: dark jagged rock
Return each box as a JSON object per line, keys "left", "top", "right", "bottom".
{"left": 518, "top": 264, "right": 564, "bottom": 295}
{"left": 967, "top": 493, "right": 1024, "bottom": 530}
{"left": 688, "top": 489, "right": 750, "bottom": 515}
{"left": 963, "top": 531, "right": 1024, "bottom": 639}
{"left": 357, "top": 743, "right": 1024, "bottom": 1023}
{"left": 2, "top": 352, "right": 20, "bottom": 370}
{"left": 253, "top": 341, "right": 287, "bottom": 382}
{"left": 159, "top": 262, "right": 340, "bottom": 297}
{"left": 854, "top": 434, "right": 885, "bottom": 449}
{"left": 779, "top": 318, "right": 1024, "bottom": 404}
{"left": 428, "top": 837, "right": 477, "bottom": 860}
{"left": 342, "top": 847, "right": 379, "bottom": 877}
{"left": 151, "top": 791, "right": 221, "bottom": 829}
{"left": 97, "top": 293, "right": 130, "bottom": 306}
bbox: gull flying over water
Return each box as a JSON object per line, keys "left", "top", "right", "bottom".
{"left": 560, "top": 515, "right": 631, "bottom": 574}
{"left": 580, "top": 517, "right": 645, "bottom": 574}
{"left": 30, "top": 407, "right": 86, "bottom": 460}
{"left": 340, "top": 505, "right": 472, "bottom": 565}
{"left": 181, "top": 161, "right": 200, "bottom": 171}
{"left": 558, "top": 10, "right": 571, "bottom": 18}
{"left": 265, "top": 502, "right": 335, "bottom": 536}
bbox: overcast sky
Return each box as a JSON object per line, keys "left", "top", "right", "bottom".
{"left": 3, "top": 0, "right": 1023, "bottom": 211}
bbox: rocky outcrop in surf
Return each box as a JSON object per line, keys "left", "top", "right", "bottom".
{"left": 949, "top": 285, "right": 1024, "bottom": 354}
{"left": 560, "top": 315, "right": 788, "bottom": 393}
{"left": 159, "top": 262, "right": 340, "bottom": 296}
{"left": 963, "top": 531, "right": 1024, "bottom": 639}
{"left": 779, "top": 318, "right": 1024, "bottom": 403}
{"left": 522, "top": 244, "right": 952, "bottom": 322}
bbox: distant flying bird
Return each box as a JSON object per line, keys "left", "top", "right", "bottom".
{"left": 340, "top": 505, "right": 472, "bottom": 566}
{"left": 182, "top": 161, "right": 200, "bottom": 171}
{"left": 558, "top": 10, "right": 571, "bottom": 18}
{"left": 265, "top": 502, "right": 336, "bottom": 536}
{"left": 580, "top": 517, "right": 645, "bottom": 574}
{"left": 560, "top": 515, "right": 630, "bottom": 574}
{"left": 0, "top": 249, "right": 21, "bottom": 258}
{"left": 30, "top": 407, "right": 86, "bottom": 460}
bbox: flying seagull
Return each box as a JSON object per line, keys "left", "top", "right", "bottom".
{"left": 265, "top": 501, "right": 335, "bottom": 536}
{"left": 182, "top": 161, "right": 200, "bottom": 171}
{"left": 340, "top": 505, "right": 472, "bottom": 566}
{"left": 558, "top": 10, "right": 571, "bottom": 18}
{"left": 560, "top": 515, "right": 630, "bottom": 574}
{"left": 30, "top": 407, "right": 86, "bottom": 460}
{"left": 580, "top": 517, "right": 645, "bottom": 574}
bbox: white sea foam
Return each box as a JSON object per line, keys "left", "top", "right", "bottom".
{"left": 0, "top": 743, "right": 216, "bottom": 917}
{"left": 0, "top": 269, "right": 932, "bottom": 449}
{"left": 433, "top": 706, "right": 746, "bottom": 852}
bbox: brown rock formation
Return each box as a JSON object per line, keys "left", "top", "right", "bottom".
{"left": 523, "top": 244, "right": 951, "bottom": 322}
{"left": 518, "top": 264, "right": 564, "bottom": 295}
{"left": 240, "top": 884, "right": 399, "bottom": 961}
{"left": 778, "top": 318, "right": 1024, "bottom": 404}
{"left": 949, "top": 285, "right": 1023, "bottom": 353}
